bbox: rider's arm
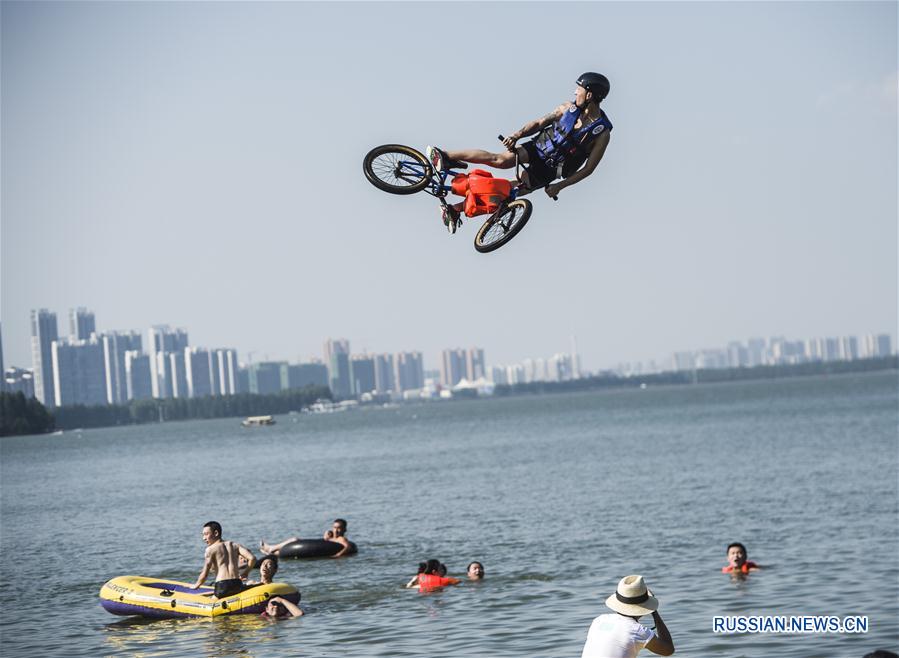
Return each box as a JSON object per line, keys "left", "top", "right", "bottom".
{"left": 504, "top": 104, "right": 568, "bottom": 147}
{"left": 550, "top": 131, "right": 611, "bottom": 194}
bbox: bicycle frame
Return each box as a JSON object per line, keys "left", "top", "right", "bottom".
{"left": 392, "top": 158, "right": 521, "bottom": 208}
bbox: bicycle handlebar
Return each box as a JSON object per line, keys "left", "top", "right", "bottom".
{"left": 498, "top": 135, "right": 557, "bottom": 201}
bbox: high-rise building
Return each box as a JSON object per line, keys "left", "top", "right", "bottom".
{"left": 52, "top": 337, "right": 107, "bottom": 407}
{"left": 395, "top": 351, "right": 424, "bottom": 392}
{"left": 69, "top": 308, "right": 96, "bottom": 340}
{"left": 440, "top": 348, "right": 467, "bottom": 387}
{"left": 465, "top": 347, "right": 485, "bottom": 381}
{"left": 746, "top": 337, "right": 766, "bottom": 367}
{"left": 30, "top": 309, "right": 59, "bottom": 407}
{"left": 324, "top": 339, "right": 352, "bottom": 398}
{"left": 167, "top": 352, "right": 188, "bottom": 398}
{"left": 281, "top": 361, "right": 328, "bottom": 391}
{"left": 236, "top": 367, "right": 250, "bottom": 394}
{"left": 185, "top": 347, "right": 213, "bottom": 398}
{"left": 373, "top": 354, "right": 395, "bottom": 393}
{"left": 210, "top": 348, "right": 239, "bottom": 395}
{"left": 147, "top": 326, "right": 189, "bottom": 398}
{"left": 102, "top": 331, "right": 142, "bottom": 404}
{"left": 125, "top": 351, "right": 153, "bottom": 401}
{"left": 838, "top": 336, "right": 858, "bottom": 361}
{"left": 863, "top": 334, "right": 892, "bottom": 358}
{"left": 350, "top": 355, "right": 376, "bottom": 396}
{"left": 727, "top": 341, "right": 748, "bottom": 368}
{"left": 4, "top": 367, "right": 35, "bottom": 398}
{"left": 248, "top": 362, "right": 284, "bottom": 395}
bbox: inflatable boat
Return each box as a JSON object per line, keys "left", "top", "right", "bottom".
{"left": 99, "top": 575, "right": 300, "bottom": 619}
{"left": 274, "top": 538, "right": 356, "bottom": 559}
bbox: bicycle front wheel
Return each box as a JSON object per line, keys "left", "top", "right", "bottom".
{"left": 363, "top": 144, "right": 432, "bottom": 195}
{"left": 474, "top": 199, "right": 533, "bottom": 253}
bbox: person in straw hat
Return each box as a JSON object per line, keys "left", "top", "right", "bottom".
{"left": 580, "top": 574, "right": 675, "bottom": 658}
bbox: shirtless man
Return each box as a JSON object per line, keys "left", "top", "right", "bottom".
{"left": 192, "top": 521, "right": 256, "bottom": 598}
{"left": 261, "top": 518, "right": 357, "bottom": 559}
{"left": 323, "top": 518, "right": 357, "bottom": 558}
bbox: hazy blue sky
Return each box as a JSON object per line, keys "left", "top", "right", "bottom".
{"left": 2, "top": 1, "right": 896, "bottom": 371}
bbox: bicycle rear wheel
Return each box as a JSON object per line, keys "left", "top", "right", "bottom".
{"left": 474, "top": 199, "right": 532, "bottom": 253}
{"left": 363, "top": 144, "right": 432, "bottom": 195}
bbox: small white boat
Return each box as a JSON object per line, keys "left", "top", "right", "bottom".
{"left": 241, "top": 415, "right": 275, "bottom": 427}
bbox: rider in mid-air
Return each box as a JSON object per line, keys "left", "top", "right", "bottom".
{"left": 427, "top": 72, "right": 613, "bottom": 233}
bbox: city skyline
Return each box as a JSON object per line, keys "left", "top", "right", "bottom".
{"left": 3, "top": 305, "right": 892, "bottom": 409}
{"left": 2, "top": 2, "right": 895, "bottom": 381}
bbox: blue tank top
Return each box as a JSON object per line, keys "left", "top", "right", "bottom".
{"left": 534, "top": 104, "right": 613, "bottom": 176}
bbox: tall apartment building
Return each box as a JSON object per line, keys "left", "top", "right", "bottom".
{"left": 248, "top": 361, "right": 284, "bottom": 395}
{"left": 52, "top": 337, "right": 107, "bottom": 407}
{"left": 69, "top": 308, "right": 96, "bottom": 340}
{"left": 350, "top": 355, "right": 376, "bottom": 396}
{"left": 440, "top": 348, "right": 467, "bottom": 387}
{"left": 30, "top": 309, "right": 59, "bottom": 406}
{"left": 102, "top": 331, "right": 142, "bottom": 404}
{"left": 185, "top": 347, "right": 213, "bottom": 398}
{"left": 210, "top": 348, "right": 239, "bottom": 395}
{"left": 395, "top": 351, "right": 424, "bottom": 392}
{"left": 373, "top": 354, "right": 396, "bottom": 393}
{"left": 147, "top": 326, "right": 189, "bottom": 399}
{"left": 280, "top": 361, "right": 328, "bottom": 391}
{"left": 324, "top": 339, "right": 352, "bottom": 398}
{"left": 862, "top": 334, "right": 892, "bottom": 358}
{"left": 466, "top": 347, "right": 486, "bottom": 381}
{"left": 125, "top": 351, "right": 153, "bottom": 401}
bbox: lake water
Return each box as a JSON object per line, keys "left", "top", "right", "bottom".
{"left": 1, "top": 371, "right": 897, "bottom": 657}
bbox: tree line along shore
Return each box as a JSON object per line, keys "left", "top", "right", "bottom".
{"left": 1, "top": 356, "right": 896, "bottom": 437}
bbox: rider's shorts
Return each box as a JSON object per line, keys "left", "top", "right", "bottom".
{"left": 520, "top": 141, "right": 557, "bottom": 190}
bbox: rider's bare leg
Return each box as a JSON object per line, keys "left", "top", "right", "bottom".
{"left": 444, "top": 149, "right": 516, "bottom": 169}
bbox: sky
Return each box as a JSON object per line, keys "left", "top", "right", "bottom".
{"left": 2, "top": 1, "right": 896, "bottom": 372}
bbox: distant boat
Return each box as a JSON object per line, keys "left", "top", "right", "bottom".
{"left": 241, "top": 415, "right": 276, "bottom": 427}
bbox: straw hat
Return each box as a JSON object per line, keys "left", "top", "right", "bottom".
{"left": 605, "top": 575, "right": 659, "bottom": 616}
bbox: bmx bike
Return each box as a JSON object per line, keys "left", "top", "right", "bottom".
{"left": 362, "top": 141, "right": 533, "bottom": 253}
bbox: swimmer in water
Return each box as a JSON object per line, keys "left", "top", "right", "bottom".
{"left": 262, "top": 596, "right": 303, "bottom": 618}
{"left": 244, "top": 555, "right": 280, "bottom": 586}
{"left": 467, "top": 561, "right": 485, "bottom": 580}
{"left": 722, "top": 542, "right": 760, "bottom": 575}
{"left": 407, "top": 559, "right": 460, "bottom": 591}
{"left": 260, "top": 518, "right": 357, "bottom": 558}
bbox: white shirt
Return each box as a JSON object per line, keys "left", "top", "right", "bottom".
{"left": 580, "top": 613, "right": 656, "bottom": 658}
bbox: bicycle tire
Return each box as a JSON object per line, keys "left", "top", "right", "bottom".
{"left": 474, "top": 199, "right": 533, "bottom": 253}
{"left": 363, "top": 144, "right": 432, "bottom": 195}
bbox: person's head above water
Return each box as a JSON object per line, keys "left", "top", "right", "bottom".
{"left": 331, "top": 519, "right": 347, "bottom": 537}
{"left": 202, "top": 521, "right": 222, "bottom": 544}
{"left": 424, "top": 559, "right": 442, "bottom": 575}
{"left": 467, "top": 562, "right": 485, "bottom": 579}
{"left": 605, "top": 575, "right": 659, "bottom": 619}
{"left": 726, "top": 542, "right": 748, "bottom": 568}
{"left": 259, "top": 556, "right": 278, "bottom": 583}
{"left": 265, "top": 599, "right": 288, "bottom": 618}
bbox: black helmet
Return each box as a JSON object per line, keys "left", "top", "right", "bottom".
{"left": 576, "top": 72, "right": 610, "bottom": 101}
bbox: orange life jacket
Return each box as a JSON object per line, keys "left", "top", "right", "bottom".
{"left": 450, "top": 169, "right": 512, "bottom": 218}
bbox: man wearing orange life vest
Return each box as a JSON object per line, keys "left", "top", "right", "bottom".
{"left": 426, "top": 72, "right": 613, "bottom": 233}
{"left": 721, "top": 542, "right": 761, "bottom": 575}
